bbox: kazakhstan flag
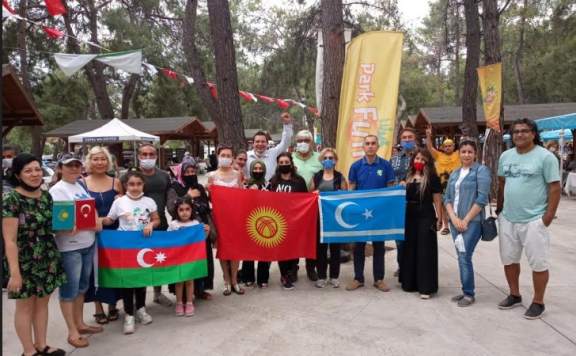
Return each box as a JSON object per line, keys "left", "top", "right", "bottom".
{"left": 319, "top": 187, "right": 406, "bottom": 243}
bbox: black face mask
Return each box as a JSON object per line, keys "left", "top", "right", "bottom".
{"left": 183, "top": 175, "right": 198, "bottom": 187}
{"left": 252, "top": 171, "right": 265, "bottom": 180}
{"left": 19, "top": 179, "right": 42, "bottom": 192}
{"left": 278, "top": 165, "right": 291, "bottom": 174}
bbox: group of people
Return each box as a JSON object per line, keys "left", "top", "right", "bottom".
{"left": 2, "top": 115, "right": 561, "bottom": 355}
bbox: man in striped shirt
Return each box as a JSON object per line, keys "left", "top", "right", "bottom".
{"left": 246, "top": 113, "right": 294, "bottom": 181}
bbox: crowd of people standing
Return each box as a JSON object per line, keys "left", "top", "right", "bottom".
{"left": 2, "top": 115, "right": 562, "bottom": 355}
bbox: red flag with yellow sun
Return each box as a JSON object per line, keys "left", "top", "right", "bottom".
{"left": 209, "top": 186, "right": 318, "bottom": 261}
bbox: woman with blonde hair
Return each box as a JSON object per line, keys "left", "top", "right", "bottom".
{"left": 81, "top": 146, "right": 123, "bottom": 324}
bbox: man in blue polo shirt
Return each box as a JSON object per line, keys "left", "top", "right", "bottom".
{"left": 346, "top": 135, "right": 395, "bottom": 292}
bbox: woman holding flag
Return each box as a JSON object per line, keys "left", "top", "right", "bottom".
{"left": 3, "top": 153, "right": 67, "bottom": 356}
{"left": 49, "top": 153, "right": 103, "bottom": 348}
{"left": 207, "top": 144, "right": 245, "bottom": 296}
{"left": 267, "top": 152, "right": 309, "bottom": 290}
{"left": 400, "top": 148, "right": 443, "bottom": 299}
{"left": 310, "top": 148, "right": 348, "bottom": 288}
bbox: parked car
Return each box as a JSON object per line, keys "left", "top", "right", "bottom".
{"left": 41, "top": 165, "right": 55, "bottom": 190}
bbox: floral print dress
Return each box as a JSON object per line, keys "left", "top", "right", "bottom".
{"left": 2, "top": 190, "right": 66, "bottom": 299}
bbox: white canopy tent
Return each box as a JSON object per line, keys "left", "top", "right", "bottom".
{"left": 68, "top": 118, "right": 160, "bottom": 144}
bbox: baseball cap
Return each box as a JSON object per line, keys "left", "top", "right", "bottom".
{"left": 59, "top": 153, "right": 83, "bottom": 165}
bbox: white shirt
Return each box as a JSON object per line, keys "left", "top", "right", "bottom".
{"left": 49, "top": 180, "right": 96, "bottom": 252}
{"left": 453, "top": 167, "right": 470, "bottom": 214}
{"left": 246, "top": 124, "right": 293, "bottom": 181}
{"left": 107, "top": 195, "right": 158, "bottom": 231}
{"left": 167, "top": 219, "right": 200, "bottom": 231}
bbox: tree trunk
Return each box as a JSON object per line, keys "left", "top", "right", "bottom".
{"left": 454, "top": 1, "right": 462, "bottom": 105}
{"left": 514, "top": 0, "right": 527, "bottom": 104}
{"left": 16, "top": 0, "right": 43, "bottom": 157}
{"left": 320, "top": 0, "right": 345, "bottom": 148}
{"left": 62, "top": 1, "right": 115, "bottom": 119}
{"left": 183, "top": 0, "right": 225, "bottom": 147}
{"left": 461, "top": 0, "right": 481, "bottom": 138}
{"left": 482, "top": 0, "right": 505, "bottom": 199}
{"left": 206, "top": 0, "right": 246, "bottom": 151}
{"left": 121, "top": 74, "right": 139, "bottom": 120}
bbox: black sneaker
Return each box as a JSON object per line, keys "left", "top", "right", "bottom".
{"left": 306, "top": 269, "right": 319, "bottom": 282}
{"left": 498, "top": 295, "right": 522, "bottom": 309}
{"left": 524, "top": 303, "right": 545, "bottom": 319}
{"left": 288, "top": 266, "right": 299, "bottom": 283}
{"left": 281, "top": 277, "right": 295, "bottom": 290}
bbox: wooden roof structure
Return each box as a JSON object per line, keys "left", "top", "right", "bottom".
{"left": 2, "top": 64, "right": 44, "bottom": 137}
{"left": 401, "top": 102, "right": 576, "bottom": 138}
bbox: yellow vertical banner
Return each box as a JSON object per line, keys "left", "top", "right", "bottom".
{"left": 335, "top": 31, "right": 403, "bottom": 175}
{"left": 477, "top": 62, "right": 502, "bottom": 132}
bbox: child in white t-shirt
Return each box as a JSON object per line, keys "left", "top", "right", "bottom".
{"left": 167, "top": 196, "right": 209, "bottom": 317}
{"left": 102, "top": 171, "right": 160, "bottom": 335}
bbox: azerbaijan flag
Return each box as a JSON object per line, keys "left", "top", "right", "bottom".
{"left": 97, "top": 225, "right": 207, "bottom": 288}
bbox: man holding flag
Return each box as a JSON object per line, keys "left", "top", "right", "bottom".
{"left": 346, "top": 135, "right": 396, "bottom": 292}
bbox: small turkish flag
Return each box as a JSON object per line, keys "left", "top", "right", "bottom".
{"left": 256, "top": 94, "right": 275, "bottom": 104}
{"left": 275, "top": 99, "right": 291, "bottom": 110}
{"left": 161, "top": 68, "right": 178, "bottom": 80}
{"left": 75, "top": 199, "right": 97, "bottom": 230}
{"left": 43, "top": 26, "right": 64, "bottom": 39}
{"left": 208, "top": 82, "right": 218, "bottom": 99}
{"left": 45, "top": 0, "right": 66, "bottom": 17}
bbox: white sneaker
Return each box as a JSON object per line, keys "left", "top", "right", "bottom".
{"left": 329, "top": 279, "right": 340, "bottom": 288}
{"left": 135, "top": 307, "right": 153, "bottom": 325}
{"left": 153, "top": 293, "right": 174, "bottom": 307}
{"left": 315, "top": 279, "right": 327, "bottom": 288}
{"left": 123, "top": 315, "right": 135, "bottom": 334}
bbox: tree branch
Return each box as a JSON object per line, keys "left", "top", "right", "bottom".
{"left": 498, "top": 0, "right": 513, "bottom": 15}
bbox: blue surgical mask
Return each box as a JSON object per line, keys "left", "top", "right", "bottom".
{"left": 400, "top": 141, "right": 415, "bottom": 151}
{"left": 322, "top": 159, "right": 335, "bottom": 170}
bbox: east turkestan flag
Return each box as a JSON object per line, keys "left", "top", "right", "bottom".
{"left": 319, "top": 186, "right": 406, "bottom": 243}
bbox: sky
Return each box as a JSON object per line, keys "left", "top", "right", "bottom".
{"left": 263, "top": 0, "right": 432, "bottom": 30}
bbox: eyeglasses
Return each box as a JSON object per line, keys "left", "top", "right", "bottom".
{"left": 512, "top": 129, "right": 533, "bottom": 135}
{"left": 323, "top": 156, "right": 335, "bottom": 161}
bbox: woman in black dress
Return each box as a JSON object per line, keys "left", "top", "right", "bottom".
{"left": 400, "top": 148, "right": 443, "bottom": 299}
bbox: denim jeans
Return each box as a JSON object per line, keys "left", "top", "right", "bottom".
{"left": 59, "top": 243, "right": 96, "bottom": 301}
{"left": 450, "top": 221, "right": 482, "bottom": 297}
{"left": 353, "top": 242, "right": 385, "bottom": 283}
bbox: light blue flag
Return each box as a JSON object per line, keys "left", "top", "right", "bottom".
{"left": 319, "top": 187, "right": 406, "bottom": 243}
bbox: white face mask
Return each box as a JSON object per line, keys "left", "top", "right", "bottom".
{"left": 2, "top": 158, "right": 13, "bottom": 169}
{"left": 127, "top": 192, "right": 144, "bottom": 200}
{"left": 139, "top": 158, "right": 156, "bottom": 170}
{"left": 296, "top": 142, "right": 310, "bottom": 153}
{"left": 218, "top": 157, "right": 233, "bottom": 168}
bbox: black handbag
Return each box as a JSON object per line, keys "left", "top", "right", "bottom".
{"left": 475, "top": 166, "right": 498, "bottom": 241}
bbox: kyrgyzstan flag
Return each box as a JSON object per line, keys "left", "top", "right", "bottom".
{"left": 97, "top": 225, "right": 208, "bottom": 288}
{"left": 210, "top": 186, "right": 318, "bottom": 261}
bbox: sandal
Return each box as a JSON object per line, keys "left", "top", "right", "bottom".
{"left": 223, "top": 284, "right": 232, "bottom": 296}
{"left": 107, "top": 308, "right": 119, "bottom": 321}
{"left": 78, "top": 325, "right": 104, "bottom": 334}
{"left": 232, "top": 284, "right": 245, "bottom": 295}
{"left": 67, "top": 336, "right": 89, "bottom": 348}
{"left": 94, "top": 312, "right": 109, "bottom": 324}
{"left": 441, "top": 227, "right": 450, "bottom": 235}
{"left": 36, "top": 346, "right": 65, "bottom": 356}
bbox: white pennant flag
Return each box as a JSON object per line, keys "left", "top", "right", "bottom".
{"left": 143, "top": 62, "right": 158, "bottom": 76}
{"left": 54, "top": 53, "right": 98, "bottom": 76}
{"left": 184, "top": 75, "right": 194, "bottom": 85}
{"left": 96, "top": 50, "right": 142, "bottom": 75}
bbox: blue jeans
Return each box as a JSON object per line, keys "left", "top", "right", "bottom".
{"left": 59, "top": 243, "right": 95, "bottom": 301}
{"left": 353, "top": 242, "right": 385, "bottom": 283}
{"left": 450, "top": 221, "right": 482, "bottom": 297}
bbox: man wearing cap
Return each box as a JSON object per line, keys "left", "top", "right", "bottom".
{"left": 292, "top": 129, "right": 322, "bottom": 281}
{"left": 137, "top": 143, "right": 174, "bottom": 307}
{"left": 426, "top": 125, "right": 460, "bottom": 234}
{"left": 246, "top": 113, "right": 293, "bottom": 181}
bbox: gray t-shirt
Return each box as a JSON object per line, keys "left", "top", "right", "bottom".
{"left": 498, "top": 145, "right": 560, "bottom": 223}
{"left": 142, "top": 169, "right": 171, "bottom": 230}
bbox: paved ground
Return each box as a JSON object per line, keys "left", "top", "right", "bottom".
{"left": 3, "top": 197, "right": 576, "bottom": 356}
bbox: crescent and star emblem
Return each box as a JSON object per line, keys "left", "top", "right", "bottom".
{"left": 136, "top": 248, "right": 167, "bottom": 268}
{"left": 334, "top": 202, "right": 374, "bottom": 229}
{"left": 80, "top": 204, "right": 92, "bottom": 218}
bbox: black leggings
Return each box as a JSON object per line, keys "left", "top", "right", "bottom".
{"left": 122, "top": 287, "right": 146, "bottom": 316}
